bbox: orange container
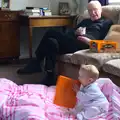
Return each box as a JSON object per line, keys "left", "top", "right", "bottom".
{"left": 90, "top": 40, "right": 118, "bottom": 53}
{"left": 54, "top": 75, "right": 81, "bottom": 108}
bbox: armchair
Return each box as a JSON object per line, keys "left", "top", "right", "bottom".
{"left": 57, "top": 5, "right": 120, "bottom": 86}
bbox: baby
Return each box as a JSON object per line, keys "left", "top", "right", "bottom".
{"left": 71, "top": 64, "right": 109, "bottom": 120}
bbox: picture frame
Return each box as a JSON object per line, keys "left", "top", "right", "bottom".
{"left": 59, "top": 2, "right": 71, "bottom": 15}
{"left": 2, "top": 0, "right": 10, "bottom": 9}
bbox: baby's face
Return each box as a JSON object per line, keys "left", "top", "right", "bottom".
{"left": 78, "top": 69, "right": 92, "bottom": 86}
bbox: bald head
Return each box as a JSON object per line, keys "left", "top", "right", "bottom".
{"left": 87, "top": 1, "right": 102, "bottom": 21}
{"left": 88, "top": 1, "right": 102, "bottom": 9}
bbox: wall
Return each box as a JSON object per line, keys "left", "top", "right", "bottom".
{"left": 50, "top": 0, "right": 88, "bottom": 15}
{"left": 10, "top": 0, "right": 58, "bottom": 13}
{"left": 10, "top": 0, "right": 88, "bottom": 58}
{"left": 10, "top": 0, "right": 50, "bottom": 10}
{"left": 10, "top": 0, "right": 88, "bottom": 14}
{"left": 10, "top": 0, "right": 28, "bottom": 10}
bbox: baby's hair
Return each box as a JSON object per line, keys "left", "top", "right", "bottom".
{"left": 80, "top": 64, "right": 99, "bottom": 80}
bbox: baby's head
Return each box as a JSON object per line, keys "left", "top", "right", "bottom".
{"left": 78, "top": 64, "right": 99, "bottom": 86}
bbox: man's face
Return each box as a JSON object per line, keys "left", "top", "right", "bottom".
{"left": 88, "top": 4, "right": 102, "bottom": 21}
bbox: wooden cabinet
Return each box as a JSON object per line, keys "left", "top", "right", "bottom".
{"left": 0, "top": 11, "right": 20, "bottom": 59}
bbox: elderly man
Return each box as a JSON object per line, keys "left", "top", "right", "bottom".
{"left": 17, "top": 1, "right": 113, "bottom": 86}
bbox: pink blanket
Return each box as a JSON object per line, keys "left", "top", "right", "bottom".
{"left": 0, "top": 78, "right": 120, "bottom": 120}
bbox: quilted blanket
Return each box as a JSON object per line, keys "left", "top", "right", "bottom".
{"left": 0, "top": 78, "right": 120, "bottom": 120}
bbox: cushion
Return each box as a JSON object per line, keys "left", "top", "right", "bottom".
{"left": 104, "top": 25, "right": 120, "bottom": 50}
{"left": 71, "top": 49, "right": 120, "bottom": 69}
{"left": 102, "top": 59, "right": 120, "bottom": 77}
{"left": 102, "top": 5, "right": 120, "bottom": 24}
{"left": 54, "top": 75, "right": 80, "bottom": 108}
{"left": 57, "top": 53, "right": 73, "bottom": 63}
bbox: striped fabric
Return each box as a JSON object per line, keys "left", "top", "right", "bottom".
{"left": 0, "top": 78, "right": 119, "bottom": 120}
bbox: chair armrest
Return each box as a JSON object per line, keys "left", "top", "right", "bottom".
{"left": 109, "top": 24, "right": 120, "bottom": 32}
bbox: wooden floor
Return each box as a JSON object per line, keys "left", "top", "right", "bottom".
{"left": 0, "top": 61, "right": 44, "bottom": 85}
{"left": 0, "top": 59, "right": 120, "bottom": 87}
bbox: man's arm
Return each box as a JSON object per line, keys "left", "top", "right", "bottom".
{"left": 75, "top": 19, "right": 91, "bottom": 30}
{"left": 101, "top": 19, "right": 113, "bottom": 39}
{"left": 103, "top": 19, "right": 113, "bottom": 31}
{"left": 75, "top": 20, "right": 85, "bottom": 29}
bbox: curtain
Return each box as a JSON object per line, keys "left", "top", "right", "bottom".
{"left": 88, "top": 0, "right": 109, "bottom": 6}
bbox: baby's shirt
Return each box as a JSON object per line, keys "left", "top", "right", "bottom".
{"left": 75, "top": 82, "right": 109, "bottom": 112}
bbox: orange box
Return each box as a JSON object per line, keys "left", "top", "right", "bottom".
{"left": 54, "top": 75, "right": 81, "bottom": 108}
{"left": 90, "top": 40, "right": 118, "bottom": 53}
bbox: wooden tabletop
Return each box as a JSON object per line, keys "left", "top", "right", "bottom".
{"left": 20, "top": 14, "right": 76, "bottom": 19}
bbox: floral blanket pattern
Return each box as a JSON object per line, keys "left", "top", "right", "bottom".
{"left": 0, "top": 78, "right": 119, "bottom": 120}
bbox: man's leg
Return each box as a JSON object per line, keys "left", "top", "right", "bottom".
{"left": 17, "top": 28, "right": 89, "bottom": 78}
{"left": 37, "top": 30, "right": 89, "bottom": 86}
{"left": 17, "top": 29, "right": 65, "bottom": 74}
{"left": 39, "top": 38, "right": 59, "bottom": 86}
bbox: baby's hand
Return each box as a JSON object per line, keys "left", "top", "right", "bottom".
{"left": 73, "top": 83, "right": 80, "bottom": 93}
{"left": 61, "top": 108, "right": 73, "bottom": 115}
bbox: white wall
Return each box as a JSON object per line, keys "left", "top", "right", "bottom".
{"left": 10, "top": 0, "right": 50, "bottom": 10}
{"left": 10, "top": 0, "right": 28, "bottom": 10}
{"left": 10, "top": 0, "right": 65, "bottom": 14}
{"left": 10, "top": 0, "right": 88, "bottom": 14}
{"left": 51, "top": 0, "right": 88, "bottom": 14}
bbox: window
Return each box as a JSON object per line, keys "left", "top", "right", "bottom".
{"left": 109, "top": 0, "right": 120, "bottom": 4}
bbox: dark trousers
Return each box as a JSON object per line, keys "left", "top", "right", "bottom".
{"left": 35, "top": 28, "right": 89, "bottom": 72}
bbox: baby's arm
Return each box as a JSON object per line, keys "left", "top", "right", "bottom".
{"left": 77, "top": 90, "right": 94, "bottom": 103}
{"left": 76, "top": 85, "right": 101, "bottom": 103}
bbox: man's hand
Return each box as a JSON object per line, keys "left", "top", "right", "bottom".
{"left": 77, "top": 36, "right": 91, "bottom": 45}
{"left": 73, "top": 83, "right": 80, "bottom": 93}
{"left": 75, "top": 27, "right": 86, "bottom": 36}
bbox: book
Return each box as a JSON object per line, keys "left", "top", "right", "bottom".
{"left": 25, "top": 9, "right": 40, "bottom": 13}
{"left": 44, "top": 11, "right": 52, "bottom": 16}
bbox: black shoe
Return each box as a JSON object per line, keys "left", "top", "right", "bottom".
{"left": 40, "top": 72, "right": 57, "bottom": 86}
{"left": 17, "top": 59, "right": 42, "bottom": 74}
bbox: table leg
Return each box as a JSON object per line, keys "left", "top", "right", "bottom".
{"left": 28, "top": 26, "right": 32, "bottom": 58}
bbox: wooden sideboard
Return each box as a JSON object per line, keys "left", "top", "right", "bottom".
{"left": 0, "top": 10, "right": 20, "bottom": 59}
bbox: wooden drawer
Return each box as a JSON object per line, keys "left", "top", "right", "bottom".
{"left": 0, "top": 21, "right": 20, "bottom": 58}
{"left": 0, "top": 39, "right": 19, "bottom": 58}
{"left": 0, "top": 11, "right": 19, "bottom": 21}
{"left": 0, "top": 22, "right": 20, "bottom": 40}
{"left": 0, "top": 11, "right": 20, "bottom": 59}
